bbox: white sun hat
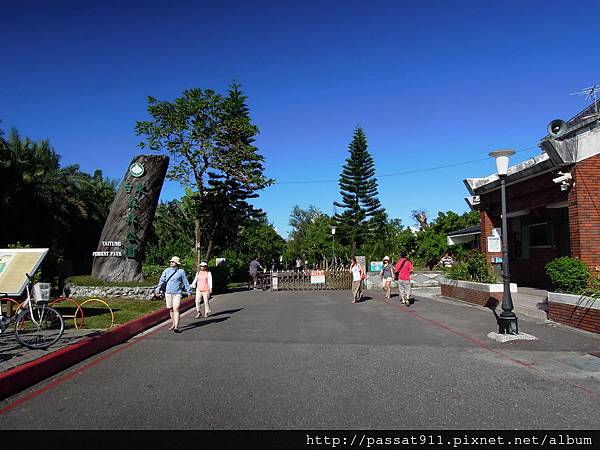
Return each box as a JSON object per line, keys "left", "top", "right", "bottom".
{"left": 169, "top": 256, "right": 181, "bottom": 265}
{"left": 383, "top": 256, "right": 390, "bottom": 261}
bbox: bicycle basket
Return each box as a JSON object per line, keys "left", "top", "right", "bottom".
{"left": 33, "top": 282, "right": 51, "bottom": 303}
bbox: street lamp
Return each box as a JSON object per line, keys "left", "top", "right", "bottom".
{"left": 331, "top": 227, "right": 336, "bottom": 266}
{"left": 489, "top": 149, "right": 518, "bottom": 335}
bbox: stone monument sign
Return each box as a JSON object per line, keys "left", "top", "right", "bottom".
{"left": 91, "top": 155, "right": 169, "bottom": 281}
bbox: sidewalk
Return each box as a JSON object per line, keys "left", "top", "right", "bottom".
{"left": 0, "top": 328, "right": 100, "bottom": 373}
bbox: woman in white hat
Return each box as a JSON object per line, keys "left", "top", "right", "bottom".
{"left": 379, "top": 256, "right": 395, "bottom": 301}
{"left": 190, "top": 261, "right": 212, "bottom": 318}
{"left": 156, "top": 256, "right": 191, "bottom": 332}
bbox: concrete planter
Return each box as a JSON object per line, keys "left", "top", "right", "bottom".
{"left": 440, "top": 278, "right": 517, "bottom": 308}
{"left": 547, "top": 292, "right": 600, "bottom": 334}
{"left": 69, "top": 285, "right": 156, "bottom": 300}
{"left": 364, "top": 271, "right": 444, "bottom": 290}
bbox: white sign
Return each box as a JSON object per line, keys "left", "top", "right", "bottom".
{"left": 310, "top": 270, "right": 326, "bottom": 284}
{"left": 272, "top": 276, "right": 278, "bottom": 290}
{"left": 487, "top": 237, "right": 501, "bottom": 253}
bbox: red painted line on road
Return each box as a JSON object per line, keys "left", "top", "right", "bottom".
{"left": 380, "top": 298, "right": 600, "bottom": 397}
{"left": 0, "top": 321, "right": 170, "bottom": 416}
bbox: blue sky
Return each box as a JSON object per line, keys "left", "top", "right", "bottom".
{"left": 2, "top": 0, "right": 599, "bottom": 237}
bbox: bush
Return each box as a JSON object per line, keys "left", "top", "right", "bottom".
{"left": 142, "top": 264, "right": 164, "bottom": 279}
{"left": 446, "top": 250, "right": 497, "bottom": 283}
{"left": 545, "top": 257, "right": 592, "bottom": 294}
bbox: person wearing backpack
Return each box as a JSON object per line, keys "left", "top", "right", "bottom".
{"left": 155, "top": 256, "right": 191, "bottom": 333}
{"left": 395, "top": 252, "right": 414, "bottom": 306}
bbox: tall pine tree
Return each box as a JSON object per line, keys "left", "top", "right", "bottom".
{"left": 203, "top": 81, "right": 270, "bottom": 260}
{"left": 334, "top": 127, "right": 385, "bottom": 257}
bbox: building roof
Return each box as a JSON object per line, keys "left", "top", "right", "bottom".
{"left": 446, "top": 225, "right": 481, "bottom": 237}
{"left": 464, "top": 100, "right": 600, "bottom": 197}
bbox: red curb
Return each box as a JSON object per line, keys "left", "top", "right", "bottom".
{"left": 0, "top": 296, "right": 196, "bottom": 401}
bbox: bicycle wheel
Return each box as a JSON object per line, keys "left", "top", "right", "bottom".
{"left": 15, "top": 305, "right": 65, "bottom": 349}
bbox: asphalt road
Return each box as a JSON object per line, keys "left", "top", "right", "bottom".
{"left": 1, "top": 289, "right": 599, "bottom": 429}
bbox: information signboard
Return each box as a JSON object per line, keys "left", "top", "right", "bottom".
{"left": 370, "top": 261, "right": 383, "bottom": 272}
{"left": 0, "top": 248, "right": 49, "bottom": 296}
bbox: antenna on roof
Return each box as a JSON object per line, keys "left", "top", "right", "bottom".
{"left": 570, "top": 84, "right": 599, "bottom": 119}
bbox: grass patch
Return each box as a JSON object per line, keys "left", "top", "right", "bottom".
{"left": 52, "top": 298, "right": 164, "bottom": 330}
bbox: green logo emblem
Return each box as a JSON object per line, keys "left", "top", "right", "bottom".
{"left": 130, "top": 162, "right": 145, "bottom": 178}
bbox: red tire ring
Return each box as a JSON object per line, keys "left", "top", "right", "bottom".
{"left": 74, "top": 299, "right": 114, "bottom": 330}
{"left": 50, "top": 297, "right": 84, "bottom": 330}
{"left": 1, "top": 297, "right": 22, "bottom": 318}
{"left": 1, "top": 298, "right": 25, "bottom": 330}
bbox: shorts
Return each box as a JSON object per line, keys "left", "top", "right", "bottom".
{"left": 165, "top": 293, "right": 182, "bottom": 309}
{"left": 383, "top": 277, "right": 394, "bottom": 283}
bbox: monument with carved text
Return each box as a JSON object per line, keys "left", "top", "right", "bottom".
{"left": 91, "top": 155, "right": 169, "bottom": 281}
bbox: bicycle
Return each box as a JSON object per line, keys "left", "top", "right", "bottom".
{"left": 256, "top": 272, "right": 271, "bottom": 291}
{"left": 0, "top": 273, "right": 65, "bottom": 349}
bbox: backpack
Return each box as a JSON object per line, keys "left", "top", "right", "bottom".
{"left": 155, "top": 268, "right": 179, "bottom": 299}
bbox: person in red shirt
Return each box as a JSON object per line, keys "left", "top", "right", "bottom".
{"left": 394, "top": 253, "right": 413, "bottom": 306}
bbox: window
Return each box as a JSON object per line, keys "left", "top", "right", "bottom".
{"left": 528, "top": 222, "right": 552, "bottom": 247}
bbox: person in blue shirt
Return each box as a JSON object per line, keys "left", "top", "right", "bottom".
{"left": 156, "top": 256, "right": 191, "bottom": 333}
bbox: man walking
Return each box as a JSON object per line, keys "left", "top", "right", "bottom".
{"left": 249, "top": 257, "right": 264, "bottom": 290}
{"left": 156, "top": 256, "right": 191, "bottom": 332}
{"left": 395, "top": 252, "right": 413, "bottom": 306}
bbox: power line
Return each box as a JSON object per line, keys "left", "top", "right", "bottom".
{"left": 272, "top": 145, "right": 540, "bottom": 185}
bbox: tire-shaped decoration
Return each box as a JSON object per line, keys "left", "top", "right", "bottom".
{"left": 1, "top": 297, "right": 22, "bottom": 318}
{"left": 50, "top": 297, "right": 84, "bottom": 329}
{"left": 75, "top": 298, "right": 114, "bottom": 330}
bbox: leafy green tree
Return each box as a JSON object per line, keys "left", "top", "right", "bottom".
{"left": 334, "top": 127, "right": 385, "bottom": 257}
{"left": 135, "top": 83, "right": 272, "bottom": 268}
{"left": 431, "top": 210, "right": 479, "bottom": 234}
{"left": 415, "top": 227, "right": 448, "bottom": 269}
{"left": 0, "top": 127, "right": 116, "bottom": 281}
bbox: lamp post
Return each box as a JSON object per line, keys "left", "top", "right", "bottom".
{"left": 489, "top": 149, "right": 518, "bottom": 335}
{"left": 331, "top": 227, "right": 336, "bottom": 266}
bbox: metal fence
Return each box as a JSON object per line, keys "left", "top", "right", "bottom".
{"left": 271, "top": 269, "right": 352, "bottom": 291}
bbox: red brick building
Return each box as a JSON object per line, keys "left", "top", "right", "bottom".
{"left": 463, "top": 102, "right": 600, "bottom": 289}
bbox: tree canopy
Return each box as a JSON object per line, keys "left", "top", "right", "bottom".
{"left": 0, "top": 127, "right": 117, "bottom": 281}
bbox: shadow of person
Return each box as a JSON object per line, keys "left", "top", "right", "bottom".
{"left": 359, "top": 296, "right": 373, "bottom": 302}
{"left": 178, "top": 316, "right": 229, "bottom": 332}
{"left": 208, "top": 308, "right": 243, "bottom": 317}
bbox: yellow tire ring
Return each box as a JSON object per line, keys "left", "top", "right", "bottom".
{"left": 50, "top": 297, "right": 84, "bottom": 330}
{"left": 75, "top": 298, "right": 114, "bottom": 330}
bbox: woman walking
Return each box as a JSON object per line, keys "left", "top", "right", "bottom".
{"left": 349, "top": 257, "right": 364, "bottom": 303}
{"left": 156, "top": 256, "right": 191, "bottom": 333}
{"left": 380, "top": 256, "right": 395, "bottom": 300}
{"left": 191, "top": 261, "right": 213, "bottom": 318}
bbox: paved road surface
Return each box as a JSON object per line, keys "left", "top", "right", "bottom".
{"left": 1, "top": 289, "right": 599, "bottom": 429}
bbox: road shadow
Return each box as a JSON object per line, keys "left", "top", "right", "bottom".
{"left": 358, "top": 296, "right": 373, "bottom": 302}
{"left": 178, "top": 317, "right": 229, "bottom": 332}
{"left": 207, "top": 308, "right": 244, "bottom": 317}
{"left": 226, "top": 286, "right": 250, "bottom": 293}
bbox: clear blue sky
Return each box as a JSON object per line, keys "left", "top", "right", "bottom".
{"left": 2, "top": 0, "right": 599, "bottom": 237}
